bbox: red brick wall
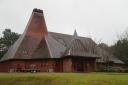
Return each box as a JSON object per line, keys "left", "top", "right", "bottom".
{"left": 0, "top": 61, "right": 13, "bottom": 72}
{"left": 0, "top": 59, "right": 57, "bottom": 72}
{"left": 63, "top": 58, "right": 72, "bottom": 72}
{"left": 72, "top": 58, "right": 96, "bottom": 72}
{"left": 84, "top": 59, "right": 96, "bottom": 72}
{"left": 0, "top": 58, "right": 97, "bottom": 72}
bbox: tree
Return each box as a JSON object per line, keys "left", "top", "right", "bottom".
{"left": 111, "top": 30, "right": 128, "bottom": 67}
{"left": 98, "top": 43, "right": 110, "bottom": 51}
{"left": 0, "top": 29, "right": 20, "bottom": 59}
{"left": 112, "top": 39, "right": 128, "bottom": 66}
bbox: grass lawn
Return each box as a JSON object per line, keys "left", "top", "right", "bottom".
{"left": 0, "top": 73, "right": 127, "bottom": 85}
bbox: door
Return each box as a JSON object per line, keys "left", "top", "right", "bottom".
{"left": 74, "top": 59, "right": 84, "bottom": 72}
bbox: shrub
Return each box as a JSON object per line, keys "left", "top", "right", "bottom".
{"left": 96, "top": 66, "right": 124, "bottom": 72}
{"left": 124, "top": 68, "right": 128, "bottom": 73}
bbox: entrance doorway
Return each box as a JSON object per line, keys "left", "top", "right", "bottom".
{"left": 73, "top": 59, "right": 84, "bottom": 72}
{"left": 76, "top": 61, "right": 84, "bottom": 72}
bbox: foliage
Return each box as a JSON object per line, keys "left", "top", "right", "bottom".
{"left": 0, "top": 73, "right": 127, "bottom": 85}
{"left": 98, "top": 30, "right": 128, "bottom": 67}
{"left": 98, "top": 43, "right": 110, "bottom": 51}
{"left": 112, "top": 34, "right": 128, "bottom": 67}
{"left": 96, "top": 65, "right": 122, "bottom": 72}
{"left": 0, "top": 29, "right": 20, "bottom": 59}
{"left": 124, "top": 68, "right": 128, "bottom": 73}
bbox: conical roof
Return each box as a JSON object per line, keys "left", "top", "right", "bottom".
{"left": 0, "top": 8, "right": 50, "bottom": 61}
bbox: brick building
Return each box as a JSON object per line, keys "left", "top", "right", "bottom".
{"left": 0, "top": 8, "right": 124, "bottom": 72}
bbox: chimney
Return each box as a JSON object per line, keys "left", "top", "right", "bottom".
{"left": 33, "top": 8, "right": 43, "bottom": 14}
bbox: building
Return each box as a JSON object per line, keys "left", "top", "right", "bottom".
{"left": 0, "top": 8, "right": 124, "bottom": 72}
{"left": 96, "top": 47, "right": 124, "bottom": 70}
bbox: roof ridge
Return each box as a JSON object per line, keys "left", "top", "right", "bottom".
{"left": 48, "top": 31, "right": 91, "bottom": 40}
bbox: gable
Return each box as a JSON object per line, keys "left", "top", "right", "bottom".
{"left": 31, "top": 38, "right": 51, "bottom": 59}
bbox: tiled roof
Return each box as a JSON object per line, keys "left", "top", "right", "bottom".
{"left": 96, "top": 47, "right": 124, "bottom": 64}
{"left": 62, "top": 30, "right": 99, "bottom": 58}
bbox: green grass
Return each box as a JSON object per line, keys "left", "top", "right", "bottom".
{"left": 0, "top": 73, "right": 127, "bottom": 85}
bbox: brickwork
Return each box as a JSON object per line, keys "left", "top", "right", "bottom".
{"left": 0, "top": 58, "right": 97, "bottom": 72}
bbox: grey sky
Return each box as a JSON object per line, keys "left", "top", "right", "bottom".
{"left": 0, "top": 0, "right": 128, "bottom": 45}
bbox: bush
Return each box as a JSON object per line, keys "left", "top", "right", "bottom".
{"left": 104, "top": 66, "right": 115, "bottom": 72}
{"left": 96, "top": 66, "right": 124, "bottom": 72}
{"left": 124, "top": 68, "right": 128, "bottom": 73}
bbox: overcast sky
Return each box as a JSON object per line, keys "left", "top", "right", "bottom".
{"left": 0, "top": 0, "right": 128, "bottom": 45}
